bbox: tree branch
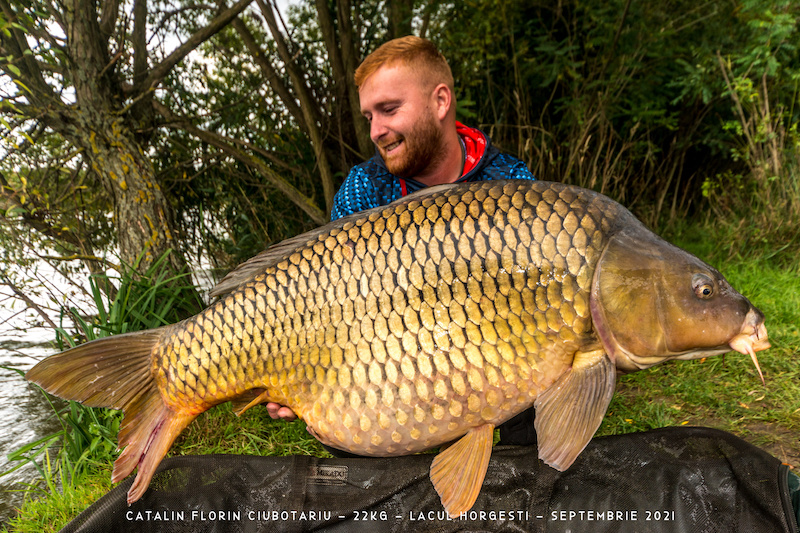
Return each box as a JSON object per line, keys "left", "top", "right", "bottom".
{"left": 0, "top": 0, "right": 58, "bottom": 104}
{"left": 336, "top": 0, "right": 371, "bottom": 157}
{"left": 315, "top": 0, "right": 371, "bottom": 158}
{"left": 230, "top": 17, "right": 307, "bottom": 134}
{"left": 99, "top": 0, "right": 121, "bottom": 39}
{"left": 153, "top": 100, "right": 327, "bottom": 225}
{"left": 133, "top": 0, "right": 148, "bottom": 86}
{"left": 134, "top": 0, "right": 254, "bottom": 94}
{"left": 257, "top": 0, "right": 335, "bottom": 214}
{"left": 0, "top": 273, "right": 59, "bottom": 331}
{"left": 0, "top": 170, "right": 86, "bottom": 250}
{"left": 34, "top": 59, "right": 67, "bottom": 76}
{"left": 595, "top": 0, "right": 632, "bottom": 84}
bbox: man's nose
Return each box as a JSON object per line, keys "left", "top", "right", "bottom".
{"left": 370, "top": 116, "right": 387, "bottom": 143}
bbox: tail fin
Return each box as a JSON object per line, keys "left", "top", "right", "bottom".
{"left": 26, "top": 329, "right": 197, "bottom": 503}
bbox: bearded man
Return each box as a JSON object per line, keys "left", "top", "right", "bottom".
{"left": 330, "top": 35, "right": 535, "bottom": 220}
{"left": 268, "top": 36, "right": 538, "bottom": 450}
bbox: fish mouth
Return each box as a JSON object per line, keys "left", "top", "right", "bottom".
{"left": 728, "top": 309, "right": 770, "bottom": 385}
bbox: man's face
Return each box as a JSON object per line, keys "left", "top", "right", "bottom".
{"left": 359, "top": 64, "right": 445, "bottom": 178}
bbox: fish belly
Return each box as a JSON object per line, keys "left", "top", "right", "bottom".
{"left": 297, "top": 346, "right": 575, "bottom": 456}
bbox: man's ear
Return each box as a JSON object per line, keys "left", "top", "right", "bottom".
{"left": 432, "top": 83, "right": 453, "bottom": 121}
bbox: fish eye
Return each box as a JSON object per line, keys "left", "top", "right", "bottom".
{"left": 692, "top": 273, "right": 715, "bottom": 299}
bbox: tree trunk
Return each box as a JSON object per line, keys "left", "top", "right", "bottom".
{"left": 85, "top": 119, "right": 184, "bottom": 274}
{"left": 59, "top": 0, "right": 191, "bottom": 278}
{"left": 388, "top": 0, "right": 414, "bottom": 39}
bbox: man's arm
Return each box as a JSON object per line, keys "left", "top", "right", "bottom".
{"left": 330, "top": 160, "right": 391, "bottom": 220}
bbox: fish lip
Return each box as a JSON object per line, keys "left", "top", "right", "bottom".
{"left": 670, "top": 347, "right": 733, "bottom": 361}
{"left": 728, "top": 309, "right": 769, "bottom": 385}
{"left": 729, "top": 309, "right": 770, "bottom": 353}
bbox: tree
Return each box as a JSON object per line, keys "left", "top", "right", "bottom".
{"left": 0, "top": 0, "right": 412, "bottom": 285}
{"left": 6, "top": 0, "right": 793, "bottom": 298}
{"left": 147, "top": 0, "right": 413, "bottom": 266}
{"left": 0, "top": 0, "right": 253, "bottom": 282}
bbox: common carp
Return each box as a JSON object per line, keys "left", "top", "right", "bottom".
{"left": 27, "top": 180, "right": 769, "bottom": 517}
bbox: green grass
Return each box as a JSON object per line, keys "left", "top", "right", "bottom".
{"left": 173, "top": 403, "right": 327, "bottom": 458}
{"left": 2, "top": 252, "right": 207, "bottom": 533}
{"left": 4, "top": 224, "right": 799, "bottom": 532}
{"left": 4, "top": 461, "right": 114, "bottom": 533}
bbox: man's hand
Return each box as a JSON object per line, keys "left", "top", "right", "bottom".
{"left": 266, "top": 402, "right": 298, "bottom": 421}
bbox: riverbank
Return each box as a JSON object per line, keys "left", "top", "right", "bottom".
{"left": 0, "top": 339, "right": 61, "bottom": 528}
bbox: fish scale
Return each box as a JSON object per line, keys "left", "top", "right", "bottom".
{"left": 27, "top": 179, "right": 769, "bottom": 516}
{"left": 152, "top": 181, "right": 608, "bottom": 455}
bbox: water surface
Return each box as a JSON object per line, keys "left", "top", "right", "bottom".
{"left": 0, "top": 336, "right": 62, "bottom": 526}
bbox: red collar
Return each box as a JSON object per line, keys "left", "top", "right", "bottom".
{"left": 398, "top": 122, "right": 487, "bottom": 197}
{"left": 456, "top": 122, "right": 487, "bottom": 177}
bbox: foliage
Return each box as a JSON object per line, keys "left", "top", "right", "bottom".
{"left": 1, "top": 460, "right": 114, "bottom": 533}
{"left": 151, "top": 21, "right": 323, "bottom": 269}
{"left": 4, "top": 2, "right": 800, "bottom": 530}
{"left": 437, "top": 0, "right": 800, "bottom": 229}
{"left": 2, "top": 0, "right": 799, "bottom": 295}
{"left": 0, "top": 0, "right": 232, "bottom": 279}
{"left": 0, "top": 0, "right": 410, "bottom": 289}
{"left": 699, "top": 1, "right": 800, "bottom": 255}
{"left": 55, "top": 252, "right": 203, "bottom": 343}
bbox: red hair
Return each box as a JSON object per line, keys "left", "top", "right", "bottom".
{"left": 354, "top": 36, "right": 454, "bottom": 92}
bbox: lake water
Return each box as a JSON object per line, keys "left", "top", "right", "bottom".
{"left": 0, "top": 332, "right": 62, "bottom": 526}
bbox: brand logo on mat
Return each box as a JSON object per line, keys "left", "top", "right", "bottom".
{"left": 307, "top": 464, "right": 348, "bottom": 485}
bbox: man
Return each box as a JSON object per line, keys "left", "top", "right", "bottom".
{"left": 330, "top": 35, "right": 534, "bottom": 220}
{"left": 267, "top": 36, "right": 537, "bottom": 449}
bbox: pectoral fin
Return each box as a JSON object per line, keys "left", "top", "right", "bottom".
{"left": 231, "top": 389, "right": 271, "bottom": 416}
{"left": 430, "top": 423, "right": 495, "bottom": 518}
{"left": 534, "top": 348, "right": 616, "bottom": 470}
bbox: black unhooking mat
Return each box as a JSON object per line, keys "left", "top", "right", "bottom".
{"left": 60, "top": 426, "right": 799, "bottom": 533}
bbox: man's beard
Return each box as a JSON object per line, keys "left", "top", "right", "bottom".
{"left": 380, "top": 112, "right": 445, "bottom": 178}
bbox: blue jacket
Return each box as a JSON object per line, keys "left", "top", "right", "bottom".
{"left": 330, "top": 130, "right": 535, "bottom": 220}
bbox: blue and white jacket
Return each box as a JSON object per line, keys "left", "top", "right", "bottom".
{"left": 330, "top": 126, "right": 535, "bottom": 220}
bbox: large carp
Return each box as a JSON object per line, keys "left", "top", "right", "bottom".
{"left": 27, "top": 180, "right": 769, "bottom": 517}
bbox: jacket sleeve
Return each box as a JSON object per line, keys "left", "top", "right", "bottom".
{"left": 330, "top": 165, "right": 378, "bottom": 221}
{"left": 510, "top": 160, "right": 536, "bottom": 180}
